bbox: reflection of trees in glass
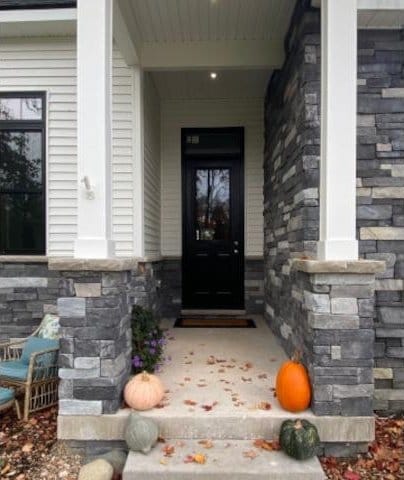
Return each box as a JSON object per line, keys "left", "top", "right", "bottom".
{"left": 0, "top": 98, "right": 42, "bottom": 121}
{"left": 196, "top": 169, "right": 230, "bottom": 240}
{"left": 0, "top": 131, "right": 42, "bottom": 192}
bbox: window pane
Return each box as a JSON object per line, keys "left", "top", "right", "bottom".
{"left": 185, "top": 132, "right": 241, "bottom": 155}
{"left": 195, "top": 169, "right": 230, "bottom": 241}
{"left": 0, "top": 131, "right": 42, "bottom": 192}
{"left": 0, "top": 97, "right": 42, "bottom": 120}
{"left": 0, "top": 193, "right": 44, "bottom": 253}
{"left": 0, "top": 98, "right": 21, "bottom": 120}
{"left": 21, "top": 98, "right": 43, "bottom": 120}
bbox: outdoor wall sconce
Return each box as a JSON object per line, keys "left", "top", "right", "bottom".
{"left": 81, "top": 176, "right": 95, "bottom": 200}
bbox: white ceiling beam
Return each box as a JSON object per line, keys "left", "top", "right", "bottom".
{"left": 113, "top": 0, "right": 139, "bottom": 66}
{"left": 140, "top": 40, "right": 284, "bottom": 70}
{"left": 313, "top": 0, "right": 404, "bottom": 8}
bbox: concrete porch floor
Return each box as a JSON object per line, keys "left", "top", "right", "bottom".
{"left": 157, "top": 315, "right": 291, "bottom": 418}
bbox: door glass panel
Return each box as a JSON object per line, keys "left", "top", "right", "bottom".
{"left": 195, "top": 168, "right": 230, "bottom": 241}
{"left": 0, "top": 131, "right": 42, "bottom": 192}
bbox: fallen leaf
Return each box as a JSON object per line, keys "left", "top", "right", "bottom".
{"left": 22, "top": 443, "right": 34, "bottom": 453}
{"left": 257, "top": 402, "right": 272, "bottom": 411}
{"left": 162, "top": 445, "right": 175, "bottom": 457}
{"left": 184, "top": 399, "right": 197, "bottom": 406}
{"left": 193, "top": 453, "right": 207, "bottom": 464}
{"left": 198, "top": 439, "right": 214, "bottom": 449}
{"left": 343, "top": 471, "right": 361, "bottom": 480}
{"left": 183, "top": 455, "right": 195, "bottom": 464}
{"left": 243, "top": 450, "right": 258, "bottom": 460}
{"left": 201, "top": 401, "right": 218, "bottom": 411}
{"left": 253, "top": 439, "right": 281, "bottom": 451}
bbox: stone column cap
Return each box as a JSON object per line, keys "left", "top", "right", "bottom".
{"left": 291, "top": 259, "right": 385, "bottom": 274}
{"left": 48, "top": 257, "right": 138, "bottom": 271}
{"left": 0, "top": 255, "right": 48, "bottom": 263}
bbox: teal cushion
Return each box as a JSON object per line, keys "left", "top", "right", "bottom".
{"left": 0, "top": 360, "right": 28, "bottom": 380}
{"left": 0, "top": 387, "right": 14, "bottom": 404}
{"left": 21, "top": 337, "right": 59, "bottom": 365}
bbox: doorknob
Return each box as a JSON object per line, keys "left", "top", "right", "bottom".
{"left": 234, "top": 249, "right": 239, "bottom": 254}
{"left": 233, "top": 240, "right": 239, "bottom": 246}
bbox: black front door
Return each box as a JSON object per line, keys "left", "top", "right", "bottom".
{"left": 182, "top": 127, "right": 244, "bottom": 310}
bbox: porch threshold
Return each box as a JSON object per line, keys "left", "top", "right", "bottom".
{"left": 180, "top": 309, "right": 247, "bottom": 316}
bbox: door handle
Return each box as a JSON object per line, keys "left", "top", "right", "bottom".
{"left": 233, "top": 249, "right": 239, "bottom": 255}
{"left": 233, "top": 240, "right": 239, "bottom": 246}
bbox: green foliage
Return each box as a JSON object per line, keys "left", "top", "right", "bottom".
{"left": 131, "top": 305, "right": 165, "bottom": 374}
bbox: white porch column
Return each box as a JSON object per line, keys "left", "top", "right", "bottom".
{"left": 74, "top": 0, "right": 115, "bottom": 258}
{"left": 318, "top": 0, "right": 358, "bottom": 261}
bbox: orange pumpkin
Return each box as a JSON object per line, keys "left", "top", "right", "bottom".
{"left": 124, "top": 371, "right": 165, "bottom": 411}
{"left": 275, "top": 353, "right": 311, "bottom": 412}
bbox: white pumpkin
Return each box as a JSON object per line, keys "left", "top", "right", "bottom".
{"left": 124, "top": 371, "right": 165, "bottom": 411}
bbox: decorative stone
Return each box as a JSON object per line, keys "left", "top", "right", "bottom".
{"left": 382, "top": 88, "right": 404, "bottom": 98}
{"left": 375, "top": 279, "right": 404, "bottom": 291}
{"left": 373, "top": 368, "right": 393, "bottom": 380}
{"left": 308, "top": 313, "right": 359, "bottom": 330}
{"left": 360, "top": 227, "right": 404, "bottom": 240}
{"left": 75, "top": 283, "right": 102, "bottom": 297}
{"left": 0, "top": 277, "right": 48, "bottom": 288}
{"left": 357, "top": 205, "right": 392, "bottom": 220}
{"left": 380, "top": 307, "right": 404, "bottom": 324}
{"left": 331, "top": 298, "right": 358, "bottom": 315}
{"left": 304, "top": 291, "right": 330, "bottom": 313}
{"left": 58, "top": 297, "right": 86, "bottom": 317}
{"left": 373, "top": 187, "right": 404, "bottom": 198}
{"left": 78, "top": 459, "right": 113, "bottom": 480}
{"left": 97, "top": 450, "right": 127, "bottom": 476}
{"left": 59, "top": 399, "right": 103, "bottom": 415}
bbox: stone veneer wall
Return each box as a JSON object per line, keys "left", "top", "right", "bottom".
{"left": 264, "top": 8, "right": 321, "bottom": 332}
{"left": 265, "top": 2, "right": 404, "bottom": 412}
{"left": 53, "top": 259, "right": 161, "bottom": 415}
{"left": 160, "top": 258, "right": 264, "bottom": 318}
{"left": 356, "top": 30, "right": 404, "bottom": 411}
{"left": 0, "top": 259, "right": 61, "bottom": 340}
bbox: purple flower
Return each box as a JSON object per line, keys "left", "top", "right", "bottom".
{"left": 150, "top": 339, "right": 157, "bottom": 347}
{"left": 149, "top": 348, "right": 156, "bottom": 355}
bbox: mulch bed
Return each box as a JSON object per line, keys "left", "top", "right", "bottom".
{"left": 0, "top": 406, "right": 403, "bottom": 479}
{"left": 320, "top": 416, "right": 404, "bottom": 480}
{"left": 0, "top": 406, "right": 82, "bottom": 479}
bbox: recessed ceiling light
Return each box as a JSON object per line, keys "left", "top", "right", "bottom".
{"left": 210, "top": 72, "right": 217, "bottom": 80}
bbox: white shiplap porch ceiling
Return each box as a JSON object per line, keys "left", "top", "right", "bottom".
{"left": 118, "top": 0, "right": 297, "bottom": 69}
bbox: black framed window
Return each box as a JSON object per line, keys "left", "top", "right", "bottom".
{"left": 0, "top": 93, "right": 46, "bottom": 254}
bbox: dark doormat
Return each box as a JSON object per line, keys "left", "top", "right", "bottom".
{"left": 174, "top": 317, "right": 256, "bottom": 328}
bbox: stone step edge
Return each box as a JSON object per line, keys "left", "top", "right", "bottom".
{"left": 58, "top": 410, "right": 374, "bottom": 444}
{"left": 122, "top": 439, "right": 325, "bottom": 480}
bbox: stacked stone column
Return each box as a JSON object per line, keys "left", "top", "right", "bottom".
{"left": 51, "top": 259, "right": 135, "bottom": 415}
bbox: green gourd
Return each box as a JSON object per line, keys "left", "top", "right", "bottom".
{"left": 279, "top": 419, "right": 320, "bottom": 460}
{"left": 124, "top": 412, "right": 159, "bottom": 454}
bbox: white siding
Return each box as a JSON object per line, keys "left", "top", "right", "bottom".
{"left": 112, "top": 51, "right": 135, "bottom": 257}
{"left": 161, "top": 98, "right": 264, "bottom": 258}
{"left": 143, "top": 73, "right": 161, "bottom": 259}
{"left": 0, "top": 38, "right": 135, "bottom": 256}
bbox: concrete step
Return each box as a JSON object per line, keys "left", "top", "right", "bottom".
{"left": 58, "top": 408, "right": 375, "bottom": 445}
{"left": 122, "top": 439, "right": 325, "bottom": 480}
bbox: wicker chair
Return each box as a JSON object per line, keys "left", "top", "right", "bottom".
{"left": 0, "top": 387, "right": 21, "bottom": 419}
{"left": 0, "top": 315, "right": 60, "bottom": 420}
